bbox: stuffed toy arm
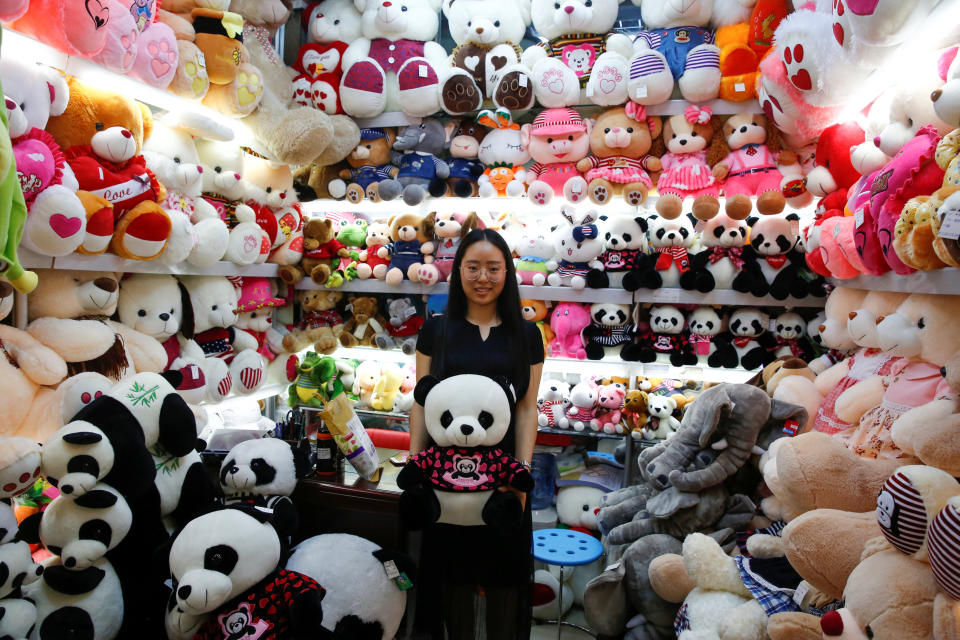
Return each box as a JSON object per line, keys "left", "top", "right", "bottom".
{"left": 719, "top": 599, "right": 767, "bottom": 640}
{"left": 27, "top": 318, "right": 118, "bottom": 362}
{"left": 230, "top": 327, "right": 260, "bottom": 352}
{"left": 833, "top": 374, "right": 886, "bottom": 424}
{"left": 0, "top": 324, "right": 68, "bottom": 385}
{"left": 106, "top": 320, "right": 167, "bottom": 373}
{"left": 891, "top": 398, "right": 960, "bottom": 475}
{"left": 814, "top": 359, "right": 851, "bottom": 395}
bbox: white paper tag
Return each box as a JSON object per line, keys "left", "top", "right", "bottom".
{"left": 769, "top": 318, "right": 777, "bottom": 332}
{"left": 735, "top": 82, "right": 746, "bottom": 93}
{"left": 384, "top": 560, "right": 400, "bottom": 579}
{"left": 519, "top": 74, "right": 528, "bottom": 87}
{"left": 604, "top": 561, "right": 622, "bottom": 572}
{"left": 197, "top": 51, "right": 206, "bottom": 69}
{"left": 419, "top": 64, "right": 428, "bottom": 78}
{"left": 586, "top": 84, "right": 594, "bottom": 97}
{"left": 855, "top": 208, "right": 865, "bottom": 228}
{"left": 651, "top": 288, "right": 680, "bottom": 302}
{"left": 793, "top": 581, "right": 810, "bottom": 606}
{"left": 635, "top": 86, "right": 647, "bottom": 99}
{"left": 938, "top": 210, "right": 960, "bottom": 240}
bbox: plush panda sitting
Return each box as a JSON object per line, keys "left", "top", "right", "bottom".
{"left": 0, "top": 538, "right": 44, "bottom": 638}
{"left": 771, "top": 311, "right": 815, "bottom": 361}
{"left": 219, "top": 438, "right": 314, "bottom": 546}
{"left": 166, "top": 508, "right": 332, "bottom": 640}
{"left": 623, "top": 305, "right": 697, "bottom": 366}
{"left": 398, "top": 374, "right": 534, "bottom": 529}
{"left": 687, "top": 306, "right": 724, "bottom": 365}
{"left": 680, "top": 214, "right": 762, "bottom": 293}
{"left": 709, "top": 308, "right": 776, "bottom": 370}
{"left": 741, "top": 215, "right": 810, "bottom": 300}
{"left": 582, "top": 303, "right": 634, "bottom": 360}
{"left": 41, "top": 421, "right": 115, "bottom": 498}
{"left": 623, "top": 214, "right": 696, "bottom": 291}
{"left": 587, "top": 215, "right": 649, "bottom": 289}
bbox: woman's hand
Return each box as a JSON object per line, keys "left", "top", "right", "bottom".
{"left": 498, "top": 485, "right": 527, "bottom": 511}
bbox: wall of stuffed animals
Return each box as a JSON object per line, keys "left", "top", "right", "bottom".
{"left": 2, "top": 0, "right": 960, "bottom": 638}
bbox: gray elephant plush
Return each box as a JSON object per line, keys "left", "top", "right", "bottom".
{"left": 377, "top": 119, "right": 451, "bottom": 206}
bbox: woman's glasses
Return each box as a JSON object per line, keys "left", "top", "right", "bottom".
{"left": 461, "top": 264, "right": 504, "bottom": 282}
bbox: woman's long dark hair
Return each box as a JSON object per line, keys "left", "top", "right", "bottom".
{"left": 444, "top": 228, "right": 531, "bottom": 395}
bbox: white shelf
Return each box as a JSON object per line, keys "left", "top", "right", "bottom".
{"left": 297, "top": 279, "right": 434, "bottom": 294}
{"left": 19, "top": 248, "right": 55, "bottom": 270}
{"left": 828, "top": 270, "right": 960, "bottom": 295}
{"left": 203, "top": 383, "right": 287, "bottom": 407}
{"left": 645, "top": 99, "right": 760, "bottom": 116}
{"left": 32, "top": 253, "right": 281, "bottom": 277}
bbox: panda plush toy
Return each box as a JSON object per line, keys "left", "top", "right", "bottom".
{"left": 0, "top": 537, "right": 43, "bottom": 639}
{"left": 587, "top": 215, "right": 649, "bottom": 289}
{"left": 709, "top": 307, "right": 776, "bottom": 370}
{"left": 219, "top": 438, "right": 313, "bottom": 547}
{"left": 623, "top": 304, "right": 697, "bottom": 366}
{"left": 582, "top": 303, "right": 634, "bottom": 360}
{"left": 398, "top": 374, "right": 534, "bottom": 529}
{"left": 680, "top": 214, "right": 763, "bottom": 293}
{"left": 623, "top": 214, "right": 696, "bottom": 291}
{"left": 41, "top": 421, "right": 115, "bottom": 498}
{"left": 771, "top": 311, "right": 815, "bottom": 361}
{"left": 166, "top": 507, "right": 332, "bottom": 640}
{"left": 687, "top": 306, "right": 724, "bottom": 365}
{"left": 741, "top": 215, "right": 810, "bottom": 300}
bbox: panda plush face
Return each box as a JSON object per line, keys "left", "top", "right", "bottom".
{"left": 417, "top": 374, "right": 514, "bottom": 448}
{"left": 748, "top": 216, "right": 796, "bottom": 256}
{"left": 0, "top": 540, "right": 43, "bottom": 598}
{"left": 220, "top": 439, "right": 311, "bottom": 498}
{"left": 700, "top": 214, "right": 748, "bottom": 249}
{"left": 647, "top": 215, "right": 694, "bottom": 249}
{"left": 688, "top": 307, "right": 722, "bottom": 336}
{"left": 39, "top": 484, "right": 132, "bottom": 570}
{"left": 590, "top": 303, "right": 630, "bottom": 327}
{"left": 42, "top": 421, "right": 115, "bottom": 498}
{"left": 169, "top": 509, "right": 281, "bottom": 616}
{"left": 774, "top": 312, "right": 806, "bottom": 340}
{"left": 729, "top": 308, "right": 769, "bottom": 338}
{"left": 649, "top": 305, "right": 686, "bottom": 335}
{"left": 600, "top": 215, "right": 646, "bottom": 251}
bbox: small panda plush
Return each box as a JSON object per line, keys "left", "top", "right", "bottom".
{"left": 771, "top": 311, "right": 815, "bottom": 361}
{"left": 33, "top": 483, "right": 132, "bottom": 571}
{"left": 709, "top": 308, "right": 776, "bottom": 370}
{"left": 743, "top": 215, "right": 809, "bottom": 300}
{"left": 0, "top": 539, "right": 43, "bottom": 598}
{"left": 623, "top": 305, "right": 697, "bottom": 366}
{"left": 623, "top": 214, "right": 696, "bottom": 291}
{"left": 687, "top": 306, "right": 724, "bottom": 365}
{"left": 587, "top": 215, "right": 649, "bottom": 289}
{"left": 166, "top": 508, "right": 330, "bottom": 640}
{"left": 398, "top": 374, "right": 534, "bottom": 529}
{"left": 41, "top": 421, "right": 115, "bottom": 498}
{"left": 219, "top": 438, "right": 314, "bottom": 544}
{"left": 582, "top": 303, "right": 634, "bottom": 360}
{"left": 680, "top": 214, "right": 762, "bottom": 293}
{"left": 22, "top": 557, "right": 124, "bottom": 640}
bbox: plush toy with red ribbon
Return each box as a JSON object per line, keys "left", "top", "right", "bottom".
{"left": 624, "top": 214, "right": 697, "bottom": 291}
{"left": 622, "top": 304, "right": 697, "bottom": 366}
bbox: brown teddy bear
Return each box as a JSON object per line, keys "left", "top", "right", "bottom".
{"left": 282, "top": 289, "right": 344, "bottom": 355}
{"left": 278, "top": 218, "right": 350, "bottom": 286}
{"left": 623, "top": 389, "right": 649, "bottom": 439}
{"left": 323, "top": 128, "right": 399, "bottom": 203}
{"left": 45, "top": 77, "right": 172, "bottom": 260}
{"left": 378, "top": 213, "right": 435, "bottom": 286}
{"left": 339, "top": 296, "right": 387, "bottom": 348}
{"left": 576, "top": 104, "right": 662, "bottom": 206}
{"left": 713, "top": 113, "right": 793, "bottom": 219}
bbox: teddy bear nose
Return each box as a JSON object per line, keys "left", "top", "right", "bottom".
{"left": 739, "top": 126, "right": 748, "bottom": 133}
{"left": 178, "top": 585, "right": 192, "bottom": 600}
{"left": 279, "top": 192, "right": 286, "bottom": 199}
{"left": 121, "top": 129, "right": 132, "bottom": 138}
{"left": 476, "top": 26, "right": 484, "bottom": 33}
{"left": 820, "top": 610, "right": 843, "bottom": 636}
{"left": 94, "top": 277, "right": 118, "bottom": 292}
{"left": 873, "top": 136, "right": 881, "bottom": 147}
{"left": 196, "top": 166, "right": 203, "bottom": 174}
{"left": 159, "top": 313, "right": 170, "bottom": 321}
{"left": 849, "top": 311, "right": 857, "bottom": 320}
{"left": 678, "top": 139, "right": 687, "bottom": 145}
{"left": 876, "top": 315, "right": 885, "bottom": 324}
{"left": 819, "top": 324, "right": 826, "bottom": 333}
{"left": 460, "top": 424, "right": 474, "bottom": 435}
{"left": 564, "top": 4, "right": 574, "bottom": 12}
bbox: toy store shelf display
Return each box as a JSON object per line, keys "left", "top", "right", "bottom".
{"left": 828, "top": 269, "right": 960, "bottom": 295}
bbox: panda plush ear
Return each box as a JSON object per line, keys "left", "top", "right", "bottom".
{"left": 414, "top": 375, "right": 441, "bottom": 406}
{"left": 15, "top": 512, "right": 41, "bottom": 544}
{"left": 491, "top": 375, "right": 517, "bottom": 408}
{"left": 633, "top": 216, "right": 648, "bottom": 232}
{"left": 372, "top": 548, "right": 418, "bottom": 582}
{"left": 74, "top": 489, "right": 119, "bottom": 509}
{"left": 291, "top": 441, "right": 314, "bottom": 479}
{"left": 161, "top": 370, "right": 183, "bottom": 389}
{"left": 178, "top": 280, "right": 195, "bottom": 339}
{"left": 747, "top": 216, "right": 759, "bottom": 227}
{"left": 158, "top": 394, "right": 198, "bottom": 458}
{"left": 686, "top": 213, "right": 698, "bottom": 227}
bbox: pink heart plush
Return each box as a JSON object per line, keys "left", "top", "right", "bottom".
{"left": 50, "top": 214, "right": 83, "bottom": 239}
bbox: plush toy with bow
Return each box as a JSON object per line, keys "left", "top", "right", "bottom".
{"left": 654, "top": 105, "right": 727, "bottom": 221}
{"left": 624, "top": 215, "right": 697, "bottom": 292}
{"left": 546, "top": 209, "right": 604, "bottom": 290}
{"left": 680, "top": 213, "right": 757, "bottom": 293}
{"left": 623, "top": 304, "right": 697, "bottom": 366}
{"left": 713, "top": 113, "right": 791, "bottom": 220}
{"left": 476, "top": 109, "right": 530, "bottom": 198}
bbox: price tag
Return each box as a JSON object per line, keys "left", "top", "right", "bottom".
{"left": 938, "top": 210, "right": 960, "bottom": 240}
{"left": 419, "top": 64, "right": 428, "bottom": 78}
{"left": 651, "top": 288, "right": 680, "bottom": 302}
{"left": 520, "top": 74, "right": 528, "bottom": 87}
{"left": 635, "top": 86, "right": 647, "bottom": 99}
{"left": 793, "top": 581, "right": 811, "bottom": 606}
{"left": 734, "top": 82, "right": 746, "bottom": 93}
{"left": 197, "top": 51, "right": 206, "bottom": 69}
{"left": 586, "top": 84, "right": 594, "bottom": 97}
{"left": 855, "top": 208, "right": 865, "bottom": 228}
{"left": 383, "top": 560, "right": 400, "bottom": 579}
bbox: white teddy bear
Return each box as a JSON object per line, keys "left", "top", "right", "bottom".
{"left": 642, "top": 394, "right": 679, "bottom": 440}
{"left": 294, "top": 0, "right": 364, "bottom": 115}
{"left": 439, "top": 0, "right": 536, "bottom": 115}
{"left": 521, "top": 0, "right": 637, "bottom": 107}
{"left": 339, "top": 0, "right": 448, "bottom": 118}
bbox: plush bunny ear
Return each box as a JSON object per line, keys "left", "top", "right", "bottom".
{"left": 35, "top": 64, "right": 69, "bottom": 117}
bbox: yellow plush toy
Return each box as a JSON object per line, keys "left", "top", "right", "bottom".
{"left": 370, "top": 365, "right": 403, "bottom": 412}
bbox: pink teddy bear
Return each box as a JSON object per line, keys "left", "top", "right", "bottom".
{"left": 594, "top": 383, "right": 625, "bottom": 434}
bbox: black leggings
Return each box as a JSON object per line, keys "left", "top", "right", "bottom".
{"left": 442, "top": 583, "right": 525, "bottom": 640}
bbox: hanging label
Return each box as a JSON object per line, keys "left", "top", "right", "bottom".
{"left": 318, "top": 448, "right": 332, "bottom": 459}
{"left": 793, "top": 581, "right": 811, "bottom": 606}
{"left": 782, "top": 419, "right": 799, "bottom": 436}
{"left": 634, "top": 86, "right": 647, "bottom": 99}
{"left": 383, "top": 560, "right": 400, "bottom": 579}
{"left": 419, "top": 64, "right": 428, "bottom": 78}
{"left": 197, "top": 51, "right": 206, "bottom": 69}
{"left": 735, "top": 82, "right": 746, "bottom": 93}
{"left": 938, "top": 210, "right": 960, "bottom": 240}
{"left": 520, "top": 74, "right": 528, "bottom": 87}
{"left": 854, "top": 209, "right": 865, "bottom": 228}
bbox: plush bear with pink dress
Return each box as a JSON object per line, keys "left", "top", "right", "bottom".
{"left": 522, "top": 108, "right": 592, "bottom": 206}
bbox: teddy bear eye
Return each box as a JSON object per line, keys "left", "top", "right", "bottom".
{"left": 581, "top": 504, "right": 589, "bottom": 511}
{"left": 494, "top": 20, "right": 500, "bottom": 26}
{"left": 214, "top": 166, "right": 222, "bottom": 173}
{"left": 173, "top": 157, "right": 181, "bottom": 163}
{"left": 546, "top": 137, "right": 553, "bottom": 143}
{"left": 568, "top": 135, "right": 574, "bottom": 141}
{"left": 401, "top": 4, "right": 407, "bottom": 10}
{"left": 604, "top": 128, "right": 611, "bottom": 133}
{"left": 907, "top": 119, "right": 913, "bottom": 128}
{"left": 467, "top": 20, "right": 471, "bottom": 26}
{"left": 671, "top": 133, "right": 677, "bottom": 139}
{"left": 604, "top": 232, "right": 611, "bottom": 239}
{"left": 555, "top": 1, "right": 561, "bottom": 7}
{"left": 440, "top": 410, "right": 453, "bottom": 428}
{"left": 212, "top": 304, "right": 218, "bottom": 310}
{"left": 918, "top": 318, "right": 925, "bottom": 328}
{"left": 138, "top": 309, "right": 146, "bottom": 317}
{"left": 584, "top": 0, "right": 592, "bottom": 5}
{"left": 334, "top": 18, "right": 340, "bottom": 24}
{"left": 478, "top": 411, "right": 494, "bottom": 428}
{"left": 266, "top": 187, "right": 272, "bottom": 193}
{"left": 626, "top": 127, "right": 633, "bottom": 133}
{"left": 690, "top": 131, "right": 698, "bottom": 137}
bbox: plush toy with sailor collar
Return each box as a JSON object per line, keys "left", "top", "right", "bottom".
{"left": 440, "top": 120, "right": 488, "bottom": 198}
{"left": 709, "top": 307, "right": 775, "bottom": 370}
{"left": 741, "top": 214, "right": 811, "bottom": 300}
{"left": 219, "top": 438, "right": 313, "bottom": 547}
{"left": 623, "top": 214, "right": 696, "bottom": 292}
{"left": 586, "top": 214, "right": 648, "bottom": 289}
{"left": 377, "top": 120, "right": 452, "bottom": 206}
{"left": 165, "top": 507, "right": 332, "bottom": 640}
{"left": 338, "top": 0, "right": 447, "bottom": 118}
{"left": 294, "top": 0, "right": 363, "bottom": 115}
{"left": 627, "top": 0, "right": 722, "bottom": 106}
{"left": 476, "top": 108, "right": 530, "bottom": 198}
{"left": 374, "top": 297, "right": 425, "bottom": 355}
{"left": 546, "top": 209, "right": 604, "bottom": 290}
{"left": 398, "top": 374, "right": 534, "bottom": 529}
{"left": 440, "top": 0, "right": 535, "bottom": 115}
{"left": 680, "top": 213, "right": 756, "bottom": 292}
{"left": 687, "top": 305, "right": 723, "bottom": 366}
{"left": 623, "top": 304, "right": 697, "bottom": 366}
{"left": 178, "top": 275, "right": 265, "bottom": 399}
{"left": 582, "top": 302, "right": 634, "bottom": 361}
{"left": 520, "top": 0, "right": 636, "bottom": 108}
{"left": 377, "top": 212, "right": 436, "bottom": 286}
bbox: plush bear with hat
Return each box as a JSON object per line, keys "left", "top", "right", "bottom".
{"left": 234, "top": 276, "right": 286, "bottom": 366}
{"left": 523, "top": 107, "right": 592, "bottom": 206}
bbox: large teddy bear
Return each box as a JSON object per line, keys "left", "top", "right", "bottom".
{"left": 338, "top": 0, "right": 447, "bottom": 118}
{"left": 521, "top": 0, "right": 636, "bottom": 108}
{"left": 229, "top": 0, "right": 360, "bottom": 167}
{"left": 293, "top": 0, "right": 364, "bottom": 115}
{"left": 45, "top": 77, "right": 173, "bottom": 261}
{"left": 439, "top": 0, "right": 535, "bottom": 115}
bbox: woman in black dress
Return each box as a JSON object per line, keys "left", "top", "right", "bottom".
{"left": 411, "top": 228, "right": 544, "bottom": 640}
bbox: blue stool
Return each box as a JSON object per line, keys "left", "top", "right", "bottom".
{"left": 532, "top": 528, "right": 604, "bottom": 639}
